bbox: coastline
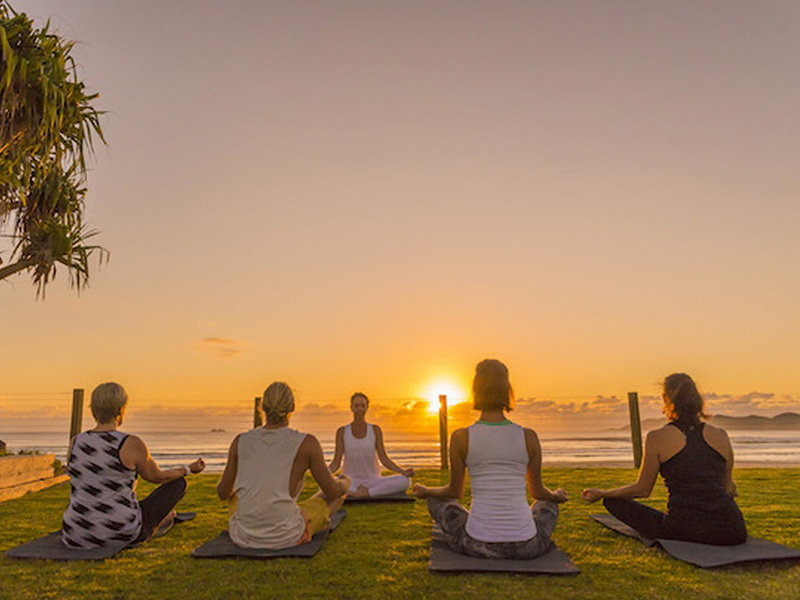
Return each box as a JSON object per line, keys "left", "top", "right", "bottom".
{"left": 541, "top": 460, "right": 800, "bottom": 469}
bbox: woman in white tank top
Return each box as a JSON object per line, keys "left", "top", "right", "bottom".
{"left": 412, "top": 360, "right": 568, "bottom": 559}
{"left": 329, "top": 392, "right": 413, "bottom": 498}
{"left": 217, "top": 382, "right": 350, "bottom": 549}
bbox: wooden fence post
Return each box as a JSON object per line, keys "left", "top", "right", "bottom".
{"left": 253, "top": 396, "right": 263, "bottom": 428}
{"left": 439, "top": 394, "right": 448, "bottom": 470}
{"left": 69, "top": 389, "right": 84, "bottom": 442}
{"left": 628, "top": 391, "right": 643, "bottom": 469}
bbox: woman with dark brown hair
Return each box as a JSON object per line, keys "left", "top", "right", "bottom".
{"left": 582, "top": 373, "right": 747, "bottom": 545}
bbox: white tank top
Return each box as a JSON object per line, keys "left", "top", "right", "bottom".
{"left": 465, "top": 421, "right": 537, "bottom": 542}
{"left": 229, "top": 427, "right": 307, "bottom": 549}
{"left": 342, "top": 424, "right": 381, "bottom": 482}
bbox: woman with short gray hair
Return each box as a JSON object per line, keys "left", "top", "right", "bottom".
{"left": 62, "top": 382, "right": 205, "bottom": 548}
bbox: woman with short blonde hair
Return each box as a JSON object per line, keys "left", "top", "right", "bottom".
{"left": 217, "top": 382, "right": 350, "bottom": 549}
{"left": 62, "top": 382, "right": 205, "bottom": 549}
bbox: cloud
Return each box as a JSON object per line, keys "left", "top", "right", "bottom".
{"left": 197, "top": 337, "right": 241, "bottom": 358}
{"left": 373, "top": 399, "right": 433, "bottom": 421}
{"left": 579, "top": 395, "right": 626, "bottom": 415}
{"left": 703, "top": 391, "right": 792, "bottom": 415}
{"left": 515, "top": 396, "right": 628, "bottom": 417}
{"left": 296, "top": 402, "right": 349, "bottom": 417}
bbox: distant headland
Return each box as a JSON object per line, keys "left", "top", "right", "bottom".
{"left": 617, "top": 412, "right": 800, "bottom": 431}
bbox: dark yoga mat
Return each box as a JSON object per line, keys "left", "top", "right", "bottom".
{"left": 345, "top": 491, "right": 415, "bottom": 504}
{"left": 5, "top": 512, "right": 197, "bottom": 561}
{"left": 174, "top": 512, "right": 197, "bottom": 524}
{"left": 428, "top": 526, "right": 580, "bottom": 575}
{"left": 191, "top": 509, "right": 346, "bottom": 559}
{"left": 591, "top": 513, "right": 800, "bottom": 568}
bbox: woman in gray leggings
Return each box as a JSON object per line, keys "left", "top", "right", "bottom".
{"left": 412, "top": 359, "right": 568, "bottom": 559}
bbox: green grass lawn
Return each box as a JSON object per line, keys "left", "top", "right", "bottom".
{"left": 1, "top": 468, "right": 798, "bottom": 600}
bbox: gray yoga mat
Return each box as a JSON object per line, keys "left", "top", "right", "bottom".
{"left": 191, "top": 509, "right": 346, "bottom": 559}
{"left": 428, "top": 526, "right": 580, "bottom": 575}
{"left": 591, "top": 513, "right": 800, "bottom": 568}
{"left": 5, "top": 512, "right": 197, "bottom": 561}
{"left": 345, "top": 491, "right": 415, "bottom": 504}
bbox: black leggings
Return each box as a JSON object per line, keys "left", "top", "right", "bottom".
{"left": 603, "top": 497, "right": 747, "bottom": 545}
{"left": 134, "top": 477, "right": 187, "bottom": 543}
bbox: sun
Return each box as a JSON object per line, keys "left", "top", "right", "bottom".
{"left": 422, "top": 378, "right": 469, "bottom": 414}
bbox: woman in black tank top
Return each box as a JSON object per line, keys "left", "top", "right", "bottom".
{"left": 582, "top": 373, "right": 746, "bottom": 545}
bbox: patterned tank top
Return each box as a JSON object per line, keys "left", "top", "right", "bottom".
{"left": 62, "top": 430, "right": 142, "bottom": 548}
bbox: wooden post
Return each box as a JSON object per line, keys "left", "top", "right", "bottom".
{"left": 439, "top": 394, "right": 448, "bottom": 470}
{"left": 253, "top": 396, "right": 263, "bottom": 428}
{"left": 69, "top": 389, "right": 84, "bottom": 442}
{"left": 628, "top": 391, "right": 643, "bottom": 469}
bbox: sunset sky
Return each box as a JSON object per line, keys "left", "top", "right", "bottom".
{"left": 2, "top": 1, "right": 799, "bottom": 432}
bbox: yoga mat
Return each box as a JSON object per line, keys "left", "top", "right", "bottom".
{"left": 174, "top": 512, "right": 197, "bottom": 523}
{"left": 345, "top": 491, "right": 415, "bottom": 504}
{"left": 5, "top": 512, "right": 196, "bottom": 561}
{"left": 591, "top": 513, "right": 800, "bottom": 568}
{"left": 428, "top": 526, "right": 580, "bottom": 575}
{"left": 6, "top": 533, "right": 125, "bottom": 561}
{"left": 191, "top": 509, "right": 346, "bottom": 559}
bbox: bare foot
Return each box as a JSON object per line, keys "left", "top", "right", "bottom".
{"left": 349, "top": 485, "right": 370, "bottom": 499}
{"left": 152, "top": 510, "right": 176, "bottom": 539}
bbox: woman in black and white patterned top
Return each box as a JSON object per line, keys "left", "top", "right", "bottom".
{"left": 62, "top": 382, "right": 205, "bottom": 549}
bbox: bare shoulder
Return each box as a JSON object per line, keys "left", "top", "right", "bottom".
{"left": 300, "top": 433, "right": 322, "bottom": 452}
{"left": 372, "top": 424, "right": 384, "bottom": 436}
{"left": 119, "top": 434, "right": 147, "bottom": 465}
{"left": 523, "top": 427, "right": 539, "bottom": 441}
{"left": 702, "top": 423, "right": 730, "bottom": 443}
{"left": 123, "top": 434, "right": 146, "bottom": 450}
{"left": 648, "top": 424, "right": 680, "bottom": 440}
{"left": 451, "top": 427, "right": 468, "bottom": 441}
{"left": 522, "top": 428, "right": 541, "bottom": 458}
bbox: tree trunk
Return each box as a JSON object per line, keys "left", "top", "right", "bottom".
{"left": 0, "top": 258, "right": 35, "bottom": 281}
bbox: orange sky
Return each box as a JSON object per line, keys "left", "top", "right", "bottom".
{"left": 2, "top": 1, "right": 800, "bottom": 428}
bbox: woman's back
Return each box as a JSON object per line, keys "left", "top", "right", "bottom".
{"left": 660, "top": 422, "right": 733, "bottom": 511}
{"left": 229, "top": 427, "right": 307, "bottom": 549}
{"left": 465, "top": 421, "right": 536, "bottom": 543}
{"left": 659, "top": 421, "right": 746, "bottom": 544}
{"left": 62, "top": 430, "right": 141, "bottom": 548}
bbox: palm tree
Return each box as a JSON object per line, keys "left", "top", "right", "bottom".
{"left": 0, "top": 1, "right": 106, "bottom": 295}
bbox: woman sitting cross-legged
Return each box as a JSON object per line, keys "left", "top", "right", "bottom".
{"left": 62, "top": 382, "right": 205, "bottom": 548}
{"left": 582, "top": 373, "right": 747, "bottom": 545}
{"left": 412, "top": 359, "right": 568, "bottom": 559}
{"left": 328, "top": 392, "right": 414, "bottom": 499}
{"left": 217, "top": 382, "right": 350, "bottom": 549}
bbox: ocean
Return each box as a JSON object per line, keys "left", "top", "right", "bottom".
{"left": 2, "top": 428, "right": 799, "bottom": 471}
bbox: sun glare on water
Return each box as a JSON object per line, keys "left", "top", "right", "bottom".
{"left": 423, "top": 378, "right": 469, "bottom": 414}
